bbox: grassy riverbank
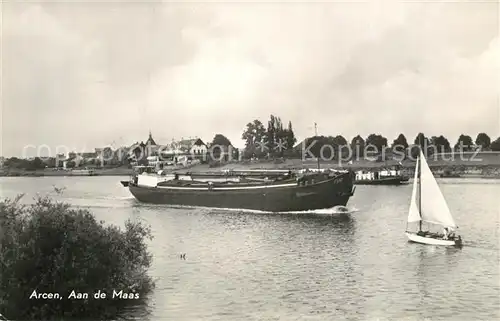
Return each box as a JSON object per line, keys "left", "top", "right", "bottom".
{"left": 0, "top": 166, "right": 133, "bottom": 177}
{"left": 2, "top": 156, "right": 500, "bottom": 178}
{"left": 181, "top": 158, "right": 500, "bottom": 178}
{"left": 0, "top": 162, "right": 201, "bottom": 177}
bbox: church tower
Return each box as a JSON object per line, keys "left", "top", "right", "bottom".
{"left": 146, "top": 130, "right": 157, "bottom": 146}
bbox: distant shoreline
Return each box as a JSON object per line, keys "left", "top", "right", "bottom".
{"left": 0, "top": 167, "right": 132, "bottom": 177}
{"left": 2, "top": 158, "right": 500, "bottom": 178}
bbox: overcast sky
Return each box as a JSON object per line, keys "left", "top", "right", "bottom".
{"left": 2, "top": 0, "right": 499, "bottom": 157}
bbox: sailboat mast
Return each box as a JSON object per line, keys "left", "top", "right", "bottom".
{"left": 418, "top": 136, "right": 423, "bottom": 232}
{"left": 315, "top": 122, "right": 320, "bottom": 170}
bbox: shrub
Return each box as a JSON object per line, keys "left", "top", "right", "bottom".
{"left": 0, "top": 195, "right": 154, "bottom": 320}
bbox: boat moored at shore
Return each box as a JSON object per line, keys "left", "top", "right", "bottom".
{"left": 354, "top": 169, "right": 408, "bottom": 185}
{"left": 70, "top": 168, "right": 97, "bottom": 176}
{"left": 439, "top": 170, "right": 462, "bottom": 178}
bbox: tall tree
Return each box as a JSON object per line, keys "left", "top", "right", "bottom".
{"left": 302, "top": 135, "right": 336, "bottom": 159}
{"left": 31, "top": 157, "right": 45, "bottom": 170}
{"left": 391, "top": 133, "right": 409, "bottom": 157}
{"left": 264, "top": 115, "right": 277, "bottom": 155}
{"left": 331, "top": 135, "right": 348, "bottom": 157}
{"left": 392, "top": 134, "right": 409, "bottom": 149}
{"left": 490, "top": 136, "right": 500, "bottom": 151}
{"left": 350, "top": 135, "right": 365, "bottom": 157}
{"left": 412, "top": 132, "right": 436, "bottom": 157}
{"left": 210, "top": 134, "right": 233, "bottom": 162}
{"left": 211, "top": 134, "right": 232, "bottom": 147}
{"left": 332, "top": 135, "right": 348, "bottom": 146}
{"left": 273, "top": 117, "right": 286, "bottom": 156}
{"left": 475, "top": 133, "right": 491, "bottom": 150}
{"left": 431, "top": 135, "right": 451, "bottom": 153}
{"left": 454, "top": 134, "right": 474, "bottom": 151}
{"left": 241, "top": 120, "right": 266, "bottom": 158}
{"left": 413, "top": 133, "right": 431, "bottom": 148}
{"left": 365, "top": 134, "right": 388, "bottom": 153}
{"left": 241, "top": 116, "right": 296, "bottom": 159}
{"left": 264, "top": 114, "right": 293, "bottom": 157}
{"left": 285, "top": 121, "right": 297, "bottom": 150}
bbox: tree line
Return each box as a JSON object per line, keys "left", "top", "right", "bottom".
{"left": 2, "top": 157, "right": 47, "bottom": 170}
{"left": 234, "top": 116, "right": 500, "bottom": 159}
{"left": 299, "top": 132, "right": 500, "bottom": 159}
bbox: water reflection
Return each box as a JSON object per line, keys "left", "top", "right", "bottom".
{"left": 413, "top": 245, "right": 463, "bottom": 320}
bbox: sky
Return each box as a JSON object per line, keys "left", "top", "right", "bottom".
{"left": 1, "top": 0, "right": 499, "bottom": 157}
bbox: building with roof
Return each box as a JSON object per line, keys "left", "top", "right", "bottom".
{"left": 145, "top": 131, "right": 157, "bottom": 146}
{"left": 126, "top": 133, "right": 211, "bottom": 166}
{"left": 95, "top": 147, "right": 114, "bottom": 166}
{"left": 158, "top": 137, "right": 209, "bottom": 162}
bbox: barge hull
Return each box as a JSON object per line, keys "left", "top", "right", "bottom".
{"left": 128, "top": 172, "right": 354, "bottom": 212}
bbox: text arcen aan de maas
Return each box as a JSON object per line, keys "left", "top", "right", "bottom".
{"left": 29, "top": 289, "right": 139, "bottom": 300}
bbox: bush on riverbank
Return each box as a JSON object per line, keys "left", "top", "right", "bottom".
{"left": 0, "top": 195, "right": 154, "bottom": 320}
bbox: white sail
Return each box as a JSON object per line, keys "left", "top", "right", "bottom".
{"left": 419, "top": 150, "right": 457, "bottom": 228}
{"left": 407, "top": 157, "right": 421, "bottom": 223}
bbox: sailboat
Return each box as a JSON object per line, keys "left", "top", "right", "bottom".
{"left": 405, "top": 150, "right": 463, "bottom": 247}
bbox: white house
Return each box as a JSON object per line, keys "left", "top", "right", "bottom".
{"left": 147, "top": 156, "right": 160, "bottom": 166}
{"left": 95, "top": 147, "right": 113, "bottom": 166}
{"left": 161, "top": 137, "right": 209, "bottom": 162}
{"left": 189, "top": 138, "right": 208, "bottom": 156}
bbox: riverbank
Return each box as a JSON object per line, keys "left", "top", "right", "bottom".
{"left": 0, "top": 162, "right": 201, "bottom": 177}
{"left": 0, "top": 167, "right": 133, "bottom": 177}
{"left": 2, "top": 158, "right": 500, "bottom": 178}
{"left": 178, "top": 159, "right": 500, "bottom": 178}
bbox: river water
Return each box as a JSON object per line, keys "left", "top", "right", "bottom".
{"left": 1, "top": 176, "right": 499, "bottom": 321}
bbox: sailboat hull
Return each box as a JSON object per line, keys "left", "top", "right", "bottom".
{"left": 405, "top": 232, "right": 458, "bottom": 246}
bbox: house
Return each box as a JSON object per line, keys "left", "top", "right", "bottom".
{"left": 158, "top": 137, "right": 209, "bottom": 163}
{"left": 143, "top": 131, "right": 160, "bottom": 156}
{"left": 55, "top": 154, "right": 65, "bottom": 168}
{"left": 127, "top": 132, "right": 168, "bottom": 166}
{"left": 128, "top": 142, "right": 141, "bottom": 158}
{"left": 95, "top": 147, "right": 114, "bottom": 166}
{"left": 74, "top": 152, "right": 98, "bottom": 166}
{"left": 128, "top": 142, "right": 147, "bottom": 166}
{"left": 77, "top": 152, "right": 97, "bottom": 159}
{"left": 63, "top": 153, "right": 84, "bottom": 169}
{"left": 146, "top": 156, "right": 161, "bottom": 167}
{"left": 173, "top": 138, "right": 194, "bottom": 152}
{"left": 186, "top": 138, "right": 208, "bottom": 162}
{"left": 128, "top": 132, "right": 160, "bottom": 162}
{"left": 113, "top": 147, "right": 130, "bottom": 165}
{"left": 165, "top": 137, "right": 205, "bottom": 153}
{"left": 126, "top": 134, "right": 211, "bottom": 166}
{"left": 188, "top": 138, "right": 208, "bottom": 155}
